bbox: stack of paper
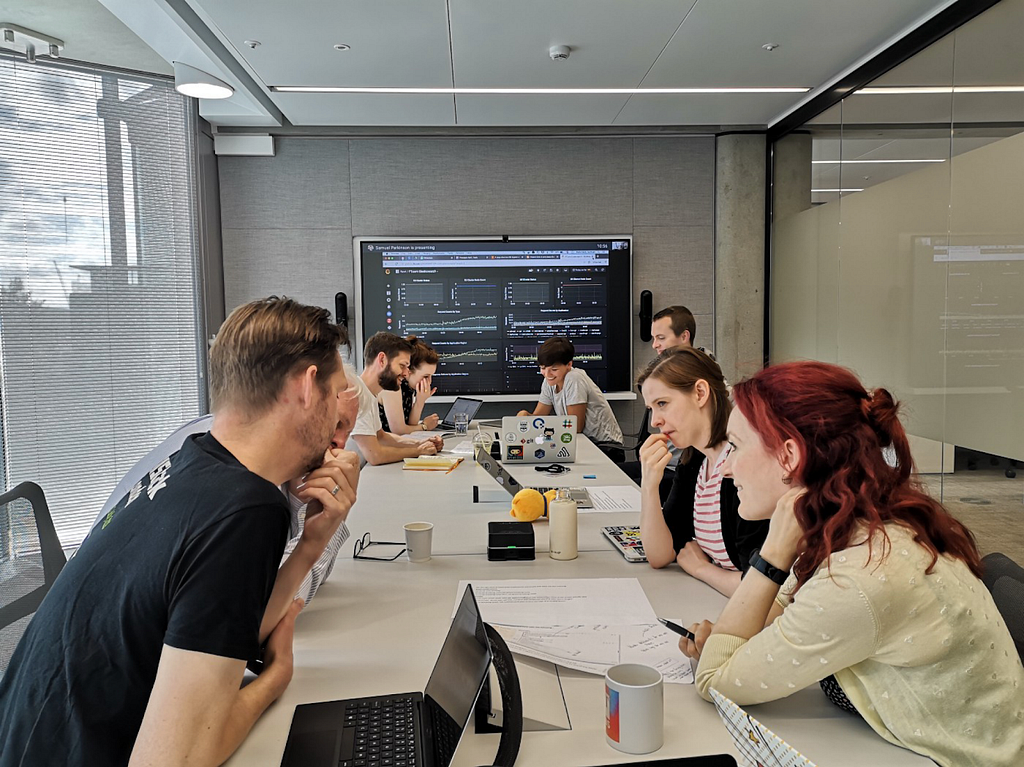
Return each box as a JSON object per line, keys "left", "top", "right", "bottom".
{"left": 456, "top": 578, "right": 694, "bottom": 684}
{"left": 402, "top": 456, "right": 463, "bottom": 471}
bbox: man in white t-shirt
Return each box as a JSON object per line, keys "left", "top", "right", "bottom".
{"left": 518, "top": 336, "right": 623, "bottom": 459}
{"left": 346, "top": 332, "right": 443, "bottom": 466}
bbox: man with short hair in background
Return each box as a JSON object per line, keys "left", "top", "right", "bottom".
{"left": 346, "top": 331, "right": 443, "bottom": 466}
{"left": 650, "top": 304, "right": 696, "bottom": 354}
{"left": 0, "top": 296, "right": 359, "bottom": 767}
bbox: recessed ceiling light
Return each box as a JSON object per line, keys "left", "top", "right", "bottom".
{"left": 244, "top": 40, "right": 260, "bottom": 49}
{"left": 271, "top": 86, "right": 810, "bottom": 95}
{"left": 333, "top": 44, "right": 351, "bottom": 51}
{"left": 857, "top": 85, "right": 1024, "bottom": 95}
{"left": 762, "top": 44, "right": 779, "bottom": 51}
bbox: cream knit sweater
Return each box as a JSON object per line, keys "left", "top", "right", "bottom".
{"left": 695, "top": 523, "right": 1024, "bottom": 766}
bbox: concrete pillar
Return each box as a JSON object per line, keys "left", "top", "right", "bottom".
{"left": 773, "top": 132, "right": 813, "bottom": 221}
{"left": 715, "top": 134, "right": 766, "bottom": 383}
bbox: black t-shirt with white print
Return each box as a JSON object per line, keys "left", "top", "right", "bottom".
{"left": 0, "top": 433, "right": 290, "bottom": 767}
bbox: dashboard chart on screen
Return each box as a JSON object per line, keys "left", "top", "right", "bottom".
{"left": 357, "top": 238, "right": 633, "bottom": 396}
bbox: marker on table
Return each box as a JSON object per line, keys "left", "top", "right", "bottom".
{"left": 658, "top": 617, "right": 696, "bottom": 641}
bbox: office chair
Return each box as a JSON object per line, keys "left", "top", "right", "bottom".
{"left": 595, "top": 407, "right": 651, "bottom": 466}
{"left": 981, "top": 552, "right": 1024, "bottom": 661}
{"left": 0, "top": 482, "right": 67, "bottom": 673}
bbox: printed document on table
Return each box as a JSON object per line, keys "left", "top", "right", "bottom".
{"left": 582, "top": 485, "right": 643, "bottom": 513}
{"left": 455, "top": 578, "right": 659, "bottom": 627}
{"left": 491, "top": 622, "right": 694, "bottom": 685}
{"left": 447, "top": 440, "right": 477, "bottom": 456}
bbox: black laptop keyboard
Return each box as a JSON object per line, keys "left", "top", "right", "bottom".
{"left": 340, "top": 695, "right": 418, "bottom": 767}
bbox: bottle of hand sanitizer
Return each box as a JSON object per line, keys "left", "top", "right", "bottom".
{"left": 548, "top": 488, "right": 578, "bottom": 561}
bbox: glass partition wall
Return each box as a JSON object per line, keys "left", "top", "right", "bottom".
{"left": 770, "top": 0, "right": 1024, "bottom": 559}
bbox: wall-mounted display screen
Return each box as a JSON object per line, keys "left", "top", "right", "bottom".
{"left": 357, "top": 238, "right": 633, "bottom": 395}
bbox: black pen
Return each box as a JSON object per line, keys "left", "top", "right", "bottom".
{"left": 658, "top": 618, "right": 696, "bottom": 641}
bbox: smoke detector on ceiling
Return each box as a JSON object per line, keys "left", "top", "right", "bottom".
{"left": 549, "top": 45, "right": 571, "bottom": 61}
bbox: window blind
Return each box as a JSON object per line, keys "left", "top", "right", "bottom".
{"left": 0, "top": 55, "right": 204, "bottom": 549}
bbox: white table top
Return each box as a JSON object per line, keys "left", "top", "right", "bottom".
{"left": 225, "top": 438, "right": 930, "bottom": 767}
{"left": 346, "top": 434, "right": 640, "bottom": 557}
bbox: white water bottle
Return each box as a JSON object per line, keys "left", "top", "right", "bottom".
{"left": 548, "top": 488, "right": 578, "bottom": 561}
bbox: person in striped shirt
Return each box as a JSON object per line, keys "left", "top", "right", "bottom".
{"left": 637, "top": 347, "right": 767, "bottom": 596}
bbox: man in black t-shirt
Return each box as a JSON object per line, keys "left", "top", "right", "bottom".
{"left": 0, "top": 297, "right": 359, "bottom": 767}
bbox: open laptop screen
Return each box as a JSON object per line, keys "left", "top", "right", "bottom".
{"left": 442, "top": 397, "right": 483, "bottom": 427}
{"left": 422, "top": 586, "right": 491, "bottom": 767}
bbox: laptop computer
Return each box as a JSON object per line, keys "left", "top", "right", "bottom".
{"left": 499, "top": 415, "right": 578, "bottom": 463}
{"left": 281, "top": 585, "right": 491, "bottom": 767}
{"left": 474, "top": 444, "right": 593, "bottom": 509}
{"left": 601, "top": 525, "right": 647, "bottom": 563}
{"left": 439, "top": 397, "right": 484, "bottom": 430}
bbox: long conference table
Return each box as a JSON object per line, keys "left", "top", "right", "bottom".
{"left": 226, "top": 434, "right": 930, "bottom": 767}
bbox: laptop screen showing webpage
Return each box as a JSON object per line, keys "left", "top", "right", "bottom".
{"left": 422, "top": 585, "right": 491, "bottom": 767}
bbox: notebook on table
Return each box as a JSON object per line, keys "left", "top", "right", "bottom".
{"left": 280, "top": 585, "right": 491, "bottom": 767}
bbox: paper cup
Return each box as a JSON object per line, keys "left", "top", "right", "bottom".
{"left": 404, "top": 522, "right": 434, "bottom": 563}
{"left": 605, "top": 663, "right": 664, "bottom": 754}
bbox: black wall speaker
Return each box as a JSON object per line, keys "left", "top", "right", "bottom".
{"left": 638, "top": 290, "right": 653, "bottom": 342}
{"left": 335, "top": 292, "right": 348, "bottom": 327}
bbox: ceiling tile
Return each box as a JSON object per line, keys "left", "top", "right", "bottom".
{"left": 448, "top": 0, "right": 695, "bottom": 88}
{"left": 642, "top": 0, "right": 947, "bottom": 88}
{"left": 193, "top": 0, "right": 453, "bottom": 86}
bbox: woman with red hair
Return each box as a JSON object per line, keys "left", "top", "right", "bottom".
{"left": 681, "top": 361, "right": 1023, "bottom": 766}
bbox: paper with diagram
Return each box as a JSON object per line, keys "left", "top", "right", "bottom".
{"left": 455, "top": 579, "right": 692, "bottom": 684}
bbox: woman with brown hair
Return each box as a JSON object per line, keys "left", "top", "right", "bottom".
{"left": 379, "top": 335, "right": 439, "bottom": 434}
{"left": 637, "top": 347, "right": 767, "bottom": 596}
{"left": 683, "top": 361, "right": 1024, "bottom": 766}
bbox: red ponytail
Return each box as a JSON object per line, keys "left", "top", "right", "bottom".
{"left": 732, "top": 362, "right": 981, "bottom": 591}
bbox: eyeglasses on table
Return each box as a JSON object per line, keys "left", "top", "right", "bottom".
{"left": 352, "top": 531, "right": 406, "bottom": 561}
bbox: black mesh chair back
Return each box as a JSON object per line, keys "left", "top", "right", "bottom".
{"left": 981, "top": 552, "right": 1024, "bottom": 662}
{"left": 0, "top": 482, "right": 67, "bottom": 674}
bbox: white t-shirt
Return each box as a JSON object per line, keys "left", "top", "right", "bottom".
{"left": 348, "top": 371, "right": 381, "bottom": 438}
{"left": 539, "top": 367, "right": 623, "bottom": 445}
{"left": 345, "top": 372, "right": 383, "bottom": 466}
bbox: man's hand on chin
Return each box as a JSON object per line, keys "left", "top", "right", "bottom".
{"left": 289, "top": 449, "right": 360, "bottom": 554}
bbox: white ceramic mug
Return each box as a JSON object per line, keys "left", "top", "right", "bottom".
{"left": 404, "top": 521, "right": 434, "bottom": 562}
{"left": 605, "top": 663, "right": 664, "bottom": 754}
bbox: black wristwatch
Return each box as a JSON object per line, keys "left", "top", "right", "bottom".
{"left": 747, "top": 548, "right": 790, "bottom": 585}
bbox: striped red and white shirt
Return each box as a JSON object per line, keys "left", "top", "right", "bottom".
{"left": 692, "top": 444, "right": 737, "bottom": 571}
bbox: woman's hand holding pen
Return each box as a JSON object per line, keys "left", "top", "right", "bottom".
{"left": 639, "top": 434, "right": 672, "bottom": 487}
{"left": 678, "top": 620, "right": 714, "bottom": 660}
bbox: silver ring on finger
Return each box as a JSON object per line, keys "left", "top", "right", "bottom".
{"left": 331, "top": 484, "right": 341, "bottom": 496}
